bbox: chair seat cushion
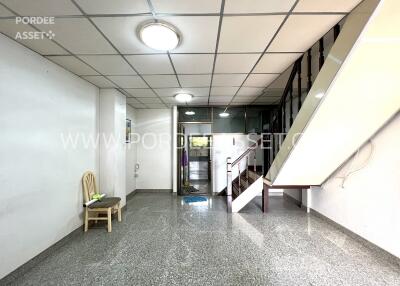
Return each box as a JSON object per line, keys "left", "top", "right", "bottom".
{"left": 89, "top": 197, "right": 121, "bottom": 209}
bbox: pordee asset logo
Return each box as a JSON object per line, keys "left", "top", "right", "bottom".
{"left": 15, "top": 31, "right": 56, "bottom": 40}
{"left": 14, "top": 16, "right": 56, "bottom": 40}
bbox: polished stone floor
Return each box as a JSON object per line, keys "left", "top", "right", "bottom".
{"left": 2, "top": 193, "right": 400, "bottom": 285}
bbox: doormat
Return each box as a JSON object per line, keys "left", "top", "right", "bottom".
{"left": 183, "top": 196, "right": 207, "bottom": 204}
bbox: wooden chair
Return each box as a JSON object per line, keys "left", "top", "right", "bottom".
{"left": 82, "top": 171, "right": 121, "bottom": 232}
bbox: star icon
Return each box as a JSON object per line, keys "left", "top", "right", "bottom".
{"left": 45, "top": 30, "right": 55, "bottom": 40}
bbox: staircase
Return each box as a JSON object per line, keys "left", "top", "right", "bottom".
{"left": 224, "top": 22, "right": 347, "bottom": 213}
{"left": 226, "top": 138, "right": 265, "bottom": 213}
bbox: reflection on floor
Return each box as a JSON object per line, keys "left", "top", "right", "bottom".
{"left": 2, "top": 194, "right": 400, "bottom": 285}
{"left": 181, "top": 180, "right": 210, "bottom": 195}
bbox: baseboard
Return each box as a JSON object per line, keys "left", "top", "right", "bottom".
{"left": 310, "top": 208, "right": 400, "bottom": 266}
{"left": 135, "top": 189, "right": 172, "bottom": 193}
{"left": 0, "top": 223, "right": 83, "bottom": 284}
{"left": 126, "top": 189, "right": 137, "bottom": 201}
{"left": 0, "top": 204, "right": 128, "bottom": 284}
{"left": 282, "top": 193, "right": 400, "bottom": 264}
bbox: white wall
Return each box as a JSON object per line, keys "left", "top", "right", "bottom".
{"left": 99, "top": 89, "right": 126, "bottom": 206}
{"left": 0, "top": 34, "right": 99, "bottom": 279}
{"left": 126, "top": 105, "right": 137, "bottom": 194}
{"left": 135, "top": 109, "right": 173, "bottom": 190}
{"left": 311, "top": 113, "right": 400, "bottom": 258}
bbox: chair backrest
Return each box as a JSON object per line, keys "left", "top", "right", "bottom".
{"left": 82, "top": 171, "right": 98, "bottom": 203}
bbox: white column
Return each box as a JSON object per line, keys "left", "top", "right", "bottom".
{"left": 99, "top": 89, "right": 127, "bottom": 206}
{"left": 172, "top": 106, "right": 178, "bottom": 193}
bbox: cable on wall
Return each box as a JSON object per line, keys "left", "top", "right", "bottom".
{"left": 335, "top": 139, "right": 375, "bottom": 188}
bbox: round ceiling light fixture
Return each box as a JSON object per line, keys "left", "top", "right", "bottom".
{"left": 139, "top": 21, "right": 180, "bottom": 51}
{"left": 219, "top": 112, "right": 230, "bottom": 118}
{"left": 185, "top": 110, "right": 195, "bottom": 116}
{"left": 174, "top": 93, "right": 192, "bottom": 103}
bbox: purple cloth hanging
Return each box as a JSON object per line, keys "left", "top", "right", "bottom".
{"left": 182, "top": 149, "right": 188, "bottom": 166}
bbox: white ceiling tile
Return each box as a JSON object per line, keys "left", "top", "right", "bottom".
{"left": 146, "top": 104, "right": 168, "bottom": 109}
{"left": 107, "top": 76, "right": 147, "bottom": 88}
{"left": 0, "top": 19, "right": 67, "bottom": 55}
{"left": 254, "top": 96, "right": 280, "bottom": 103}
{"left": 215, "top": 54, "right": 260, "bottom": 73}
{"left": 159, "top": 97, "right": 177, "bottom": 104}
{"left": 129, "top": 104, "right": 147, "bottom": 108}
{"left": 154, "top": 88, "right": 182, "bottom": 97}
{"left": 179, "top": 75, "right": 211, "bottom": 87}
{"left": 47, "top": 56, "right": 99, "bottom": 75}
{"left": 212, "top": 74, "right": 247, "bottom": 86}
{"left": 136, "top": 97, "right": 163, "bottom": 104}
{"left": 127, "top": 98, "right": 147, "bottom": 108}
{"left": 191, "top": 97, "right": 209, "bottom": 103}
{"left": 224, "top": 0, "right": 296, "bottom": 13}
{"left": 268, "top": 15, "right": 344, "bottom": 52}
{"left": 219, "top": 16, "right": 285, "bottom": 53}
{"left": 142, "top": 75, "right": 179, "bottom": 88}
{"left": 263, "top": 88, "right": 285, "bottom": 98}
{"left": 75, "top": 0, "right": 150, "bottom": 14}
{"left": 267, "top": 66, "right": 292, "bottom": 88}
{"left": 170, "top": 54, "right": 214, "bottom": 74}
{"left": 125, "top": 54, "right": 174, "bottom": 74}
{"left": 79, "top": 55, "right": 136, "bottom": 75}
{"left": 209, "top": 96, "right": 233, "bottom": 103}
{"left": 92, "top": 16, "right": 159, "bottom": 54}
{"left": 125, "top": 88, "right": 156, "bottom": 97}
{"left": 152, "top": 0, "right": 222, "bottom": 13}
{"left": 82, "top": 76, "right": 116, "bottom": 88}
{"left": 160, "top": 16, "right": 219, "bottom": 53}
{"left": 0, "top": 5, "right": 13, "bottom": 16}
{"left": 232, "top": 96, "right": 255, "bottom": 103}
{"left": 294, "top": 0, "right": 363, "bottom": 13}
{"left": 0, "top": 0, "right": 82, "bottom": 16}
{"left": 243, "top": 74, "right": 279, "bottom": 87}
{"left": 237, "top": 87, "right": 264, "bottom": 96}
{"left": 35, "top": 18, "right": 116, "bottom": 54}
{"left": 154, "top": 87, "right": 209, "bottom": 97}
{"left": 211, "top": 87, "right": 239, "bottom": 96}
{"left": 253, "top": 53, "right": 301, "bottom": 73}
{"left": 126, "top": 97, "right": 141, "bottom": 105}
{"left": 183, "top": 87, "right": 210, "bottom": 97}
{"left": 230, "top": 102, "right": 248, "bottom": 105}
{"left": 160, "top": 100, "right": 178, "bottom": 106}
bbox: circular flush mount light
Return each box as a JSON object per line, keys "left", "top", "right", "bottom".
{"left": 175, "top": 93, "right": 192, "bottom": 103}
{"left": 139, "top": 21, "right": 180, "bottom": 51}
{"left": 219, "top": 112, "right": 230, "bottom": 118}
{"left": 185, "top": 111, "right": 195, "bottom": 116}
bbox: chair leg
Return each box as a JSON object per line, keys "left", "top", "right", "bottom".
{"left": 118, "top": 203, "right": 122, "bottom": 222}
{"left": 107, "top": 208, "right": 112, "bottom": 232}
{"left": 84, "top": 208, "right": 89, "bottom": 232}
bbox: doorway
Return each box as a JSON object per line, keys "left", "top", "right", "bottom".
{"left": 178, "top": 123, "right": 212, "bottom": 196}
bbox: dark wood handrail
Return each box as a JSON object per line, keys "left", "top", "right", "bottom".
{"left": 279, "top": 61, "right": 299, "bottom": 110}
{"left": 232, "top": 138, "right": 262, "bottom": 166}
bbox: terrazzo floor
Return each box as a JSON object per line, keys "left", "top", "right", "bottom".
{"left": 2, "top": 193, "right": 399, "bottom": 285}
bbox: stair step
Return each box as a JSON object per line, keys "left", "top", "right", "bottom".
{"left": 233, "top": 179, "right": 250, "bottom": 191}
{"left": 223, "top": 169, "right": 263, "bottom": 199}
